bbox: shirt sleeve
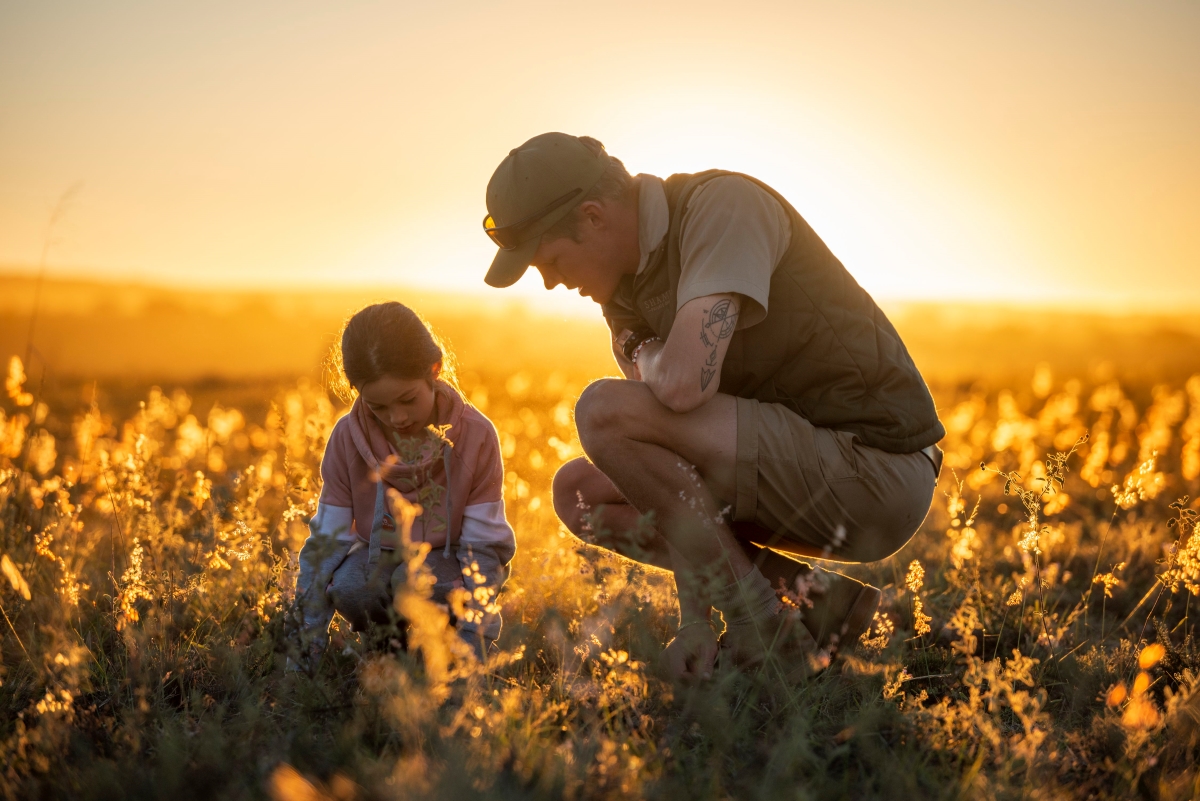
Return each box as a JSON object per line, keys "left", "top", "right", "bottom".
{"left": 677, "top": 175, "right": 792, "bottom": 329}
{"left": 318, "top": 422, "right": 355, "bottom": 508}
{"left": 293, "top": 503, "right": 354, "bottom": 660}
{"left": 465, "top": 424, "right": 504, "bottom": 506}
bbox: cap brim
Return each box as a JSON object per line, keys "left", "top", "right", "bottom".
{"left": 484, "top": 236, "right": 540, "bottom": 288}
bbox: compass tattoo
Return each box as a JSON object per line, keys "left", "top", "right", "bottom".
{"left": 698, "top": 298, "right": 738, "bottom": 391}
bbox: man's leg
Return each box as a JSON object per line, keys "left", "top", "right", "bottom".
{"left": 572, "top": 379, "right": 753, "bottom": 591}
{"left": 571, "top": 380, "right": 802, "bottom": 676}
{"left": 552, "top": 456, "right": 719, "bottom": 636}
{"left": 552, "top": 459, "right": 872, "bottom": 651}
{"left": 554, "top": 458, "right": 814, "bottom": 594}
{"left": 568, "top": 380, "right": 887, "bottom": 674}
{"left": 551, "top": 457, "right": 673, "bottom": 570}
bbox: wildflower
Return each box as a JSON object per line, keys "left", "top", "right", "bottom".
{"left": 1161, "top": 498, "right": 1200, "bottom": 596}
{"left": 1123, "top": 699, "right": 1161, "bottom": 729}
{"left": 950, "top": 525, "right": 978, "bottom": 569}
{"left": 5, "top": 356, "right": 33, "bottom": 406}
{"left": 1112, "top": 453, "right": 1165, "bottom": 509}
{"left": 944, "top": 476, "right": 980, "bottom": 567}
{"left": 911, "top": 595, "right": 932, "bottom": 638}
{"left": 947, "top": 602, "right": 980, "bottom": 657}
{"left": 905, "top": 560, "right": 924, "bottom": 593}
{"left": 1139, "top": 643, "right": 1166, "bottom": 670}
{"left": 1182, "top": 375, "right": 1200, "bottom": 481}
{"left": 26, "top": 429, "right": 57, "bottom": 476}
{"left": 858, "top": 611, "right": 894, "bottom": 655}
{"left": 1121, "top": 669, "right": 1163, "bottom": 729}
{"left": 1092, "top": 563, "right": 1125, "bottom": 598}
{"left": 2, "top": 554, "right": 31, "bottom": 600}
{"left": 883, "top": 667, "right": 911, "bottom": 700}
{"left": 905, "top": 561, "right": 932, "bottom": 636}
{"left": 115, "top": 538, "right": 154, "bottom": 629}
{"left": 1019, "top": 524, "right": 1042, "bottom": 556}
{"left": 34, "top": 689, "right": 74, "bottom": 716}
{"left": 1135, "top": 385, "right": 1186, "bottom": 464}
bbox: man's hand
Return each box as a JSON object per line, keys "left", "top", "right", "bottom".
{"left": 635, "top": 293, "right": 740, "bottom": 413}
{"left": 612, "top": 329, "right": 642, "bottom": 380}
{"left": 661, "top": 621, "right": 719, "bottom": 681}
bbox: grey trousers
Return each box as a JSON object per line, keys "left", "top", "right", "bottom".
{"left": 327, "top": 548, "right": 406, "bottom": 631}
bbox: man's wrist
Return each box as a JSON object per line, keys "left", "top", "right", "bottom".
{"left": 620, "top": 329, "right": 658, "bottom": 362}
{"left": 630, "top": 337, "right": 663, "bottom": 366}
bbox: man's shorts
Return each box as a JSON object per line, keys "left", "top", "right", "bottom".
{"left": 732, "top": 397, "right": 940, "bottom": 563}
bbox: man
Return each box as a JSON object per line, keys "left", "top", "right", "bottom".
{"left": 481, "top": 132, "right": 944, "bottom": 681}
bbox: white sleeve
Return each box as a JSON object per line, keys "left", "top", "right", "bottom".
{"left": 311, "top": 503, "right": 356, "bottom": 542}
{"left": 293, "top": 503, "right": 356, "bottom": 662}
{"left": 460, "top": 500, "right": 517, "bottom": 557}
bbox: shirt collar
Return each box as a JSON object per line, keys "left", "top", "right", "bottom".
{"left": 635, "top": 174, "right": 669, "bottom": 275}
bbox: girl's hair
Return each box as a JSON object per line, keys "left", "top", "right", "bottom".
{"left": 326, "top": 302, "right": 457, "bottom": 403}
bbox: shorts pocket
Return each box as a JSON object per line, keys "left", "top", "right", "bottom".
{"left": 813, "top": 428, "right": 859, "bottom": 482}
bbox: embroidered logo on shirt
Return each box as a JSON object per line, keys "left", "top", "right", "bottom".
{"left": 641, "top": 291, "right": 671, "bottom": 313}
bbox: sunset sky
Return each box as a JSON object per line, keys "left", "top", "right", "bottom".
{"left": 1, "top": 1, "right": 1197, "bottom": 313}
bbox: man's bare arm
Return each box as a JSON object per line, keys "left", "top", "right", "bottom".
{"left": 632, "top": 293, "right": 739, "bottom": 413}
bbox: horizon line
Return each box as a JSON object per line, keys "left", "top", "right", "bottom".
{"left": 1, "top": 264, "right": 1196, "bottom": 318}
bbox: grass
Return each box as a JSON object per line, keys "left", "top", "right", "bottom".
{"left": 1, "top": 339, "right": 1199, "bottom": 799}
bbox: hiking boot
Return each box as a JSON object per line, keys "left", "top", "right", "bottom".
{"left": 717, "top": 572, "right": 882, "bottom": 681}
{"left": 717, "top": 607, "right": 823, "bottom": 682}
{"left": 795, "top": 569, "right": 882, "bottom": 657}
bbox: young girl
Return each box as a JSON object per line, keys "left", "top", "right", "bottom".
{"left": 290, "top": 302, "right": 515, "bottom": 669}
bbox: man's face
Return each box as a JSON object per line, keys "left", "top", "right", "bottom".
{"left": 529, "top": 200, "right": 638, "bottom": 305}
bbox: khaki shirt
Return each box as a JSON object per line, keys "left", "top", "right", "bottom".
{"left": 632, "top": 173, "right": 791, "bottom": 329}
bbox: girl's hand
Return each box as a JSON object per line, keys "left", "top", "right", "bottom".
{"left": 661, "top": 621, "right": 718, "bottom": 681}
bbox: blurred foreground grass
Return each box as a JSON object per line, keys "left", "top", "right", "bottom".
{"left": 1, "top": 275, "right": 1199, "bottom": 799}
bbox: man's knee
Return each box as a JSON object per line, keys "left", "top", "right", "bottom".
{"left": 574, "top": 378, "right": 651, "bottom": 450}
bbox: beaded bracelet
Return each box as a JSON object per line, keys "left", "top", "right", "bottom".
{"left": 630, "top": 336, "right": 662, "bottom": 365}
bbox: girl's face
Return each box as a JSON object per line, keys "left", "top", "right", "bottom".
{"left": 359, "top": 367, "right": 439, "bottom": 439}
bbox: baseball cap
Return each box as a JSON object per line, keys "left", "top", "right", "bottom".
{"left": 483, "top": 132, "right": 608, "bottom": 288}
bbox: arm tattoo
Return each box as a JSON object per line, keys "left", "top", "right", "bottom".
{"left": 698, "top": 299, "right": 738, "bottom": 391}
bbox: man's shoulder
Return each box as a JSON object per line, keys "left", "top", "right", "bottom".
{"left": 685, "top": 173, "right": 782, "bottom": 211}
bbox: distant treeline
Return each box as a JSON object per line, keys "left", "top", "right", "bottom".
{"left": 2, "top": 273, "right": 1199, "bottom": 392}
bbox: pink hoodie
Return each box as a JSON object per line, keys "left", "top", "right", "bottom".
{"left": 308, "top": 381, "right": 515, "bottom": 644}
{"left": 319, "top": 380, "right": 504, "bottom": 551}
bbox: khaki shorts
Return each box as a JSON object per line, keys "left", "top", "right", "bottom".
{"left": 731, "top": 397, "right": 939, "bottom": 563}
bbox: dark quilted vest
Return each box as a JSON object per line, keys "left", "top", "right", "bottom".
{"left": 602, "top": 170, "right": 945, "bottom": 453}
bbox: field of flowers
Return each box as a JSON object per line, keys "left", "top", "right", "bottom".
{"left": 1, "top": 340, "right": 1199, "bottom": 799}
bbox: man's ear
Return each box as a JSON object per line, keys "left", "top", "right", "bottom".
{"left": 578, "top": 199, "right": 606, "bottom": 230}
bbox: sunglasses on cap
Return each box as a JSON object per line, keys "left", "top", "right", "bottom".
{"left": 481, "top": 188, "right": 583, "bottom": 251}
